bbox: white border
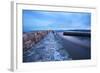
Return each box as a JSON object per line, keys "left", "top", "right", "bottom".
{"left": 11, "top": 2, "right": 97, "bottom": 71}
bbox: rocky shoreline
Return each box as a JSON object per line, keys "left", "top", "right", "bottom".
{"left": 23, "top": 30, "right": 51, "bottom": 51}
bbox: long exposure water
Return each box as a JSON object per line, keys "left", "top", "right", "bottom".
{"left": 23, "top": 32, "right": 71, "bottom": 62}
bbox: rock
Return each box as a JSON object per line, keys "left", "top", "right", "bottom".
{"left": 23, "top": 31, "right": 50, "bottom": 51}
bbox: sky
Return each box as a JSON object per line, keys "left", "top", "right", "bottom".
{"left": 23, "top": 10, "right": 91, "bottom": 32}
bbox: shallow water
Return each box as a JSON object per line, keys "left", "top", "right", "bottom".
{"left": 23, "top": 32, "right": 71, "bottom": 62}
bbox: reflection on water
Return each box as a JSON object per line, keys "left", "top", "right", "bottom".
{"left": 23, "top": 31, "right": 91, "bottom": 62}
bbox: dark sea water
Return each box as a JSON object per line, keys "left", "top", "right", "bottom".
{"left": 23, "top": 31, "right": 91, "bottom": 62}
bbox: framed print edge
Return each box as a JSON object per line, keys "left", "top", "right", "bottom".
{"left": 11, "top": 1, "right": 18, "bottom": 71}
{"left": 11, "top": 1, "right": 97, "bottom": 72}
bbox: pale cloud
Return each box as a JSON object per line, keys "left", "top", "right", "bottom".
{"left": 23, "top": 10, "right": 91, "bottom": 32}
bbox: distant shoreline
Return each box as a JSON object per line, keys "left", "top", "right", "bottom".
{"left": 23, "top": 29, "right": 91, "bottom": 33}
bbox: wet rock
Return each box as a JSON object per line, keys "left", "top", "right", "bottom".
{"left": 23, "top": 31, "right": 50, "bottom": 51}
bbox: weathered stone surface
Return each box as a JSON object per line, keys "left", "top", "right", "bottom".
{"left": 23, "top": 31, "right": 50, "bottom": 51}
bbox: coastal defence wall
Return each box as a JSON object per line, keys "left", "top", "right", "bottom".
{"left": 23, "top": 31, "right": 50, "bottom": 51}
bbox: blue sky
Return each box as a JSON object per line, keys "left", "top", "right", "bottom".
{"left": 23, "top": 10, "right": 91, "bottom": 32}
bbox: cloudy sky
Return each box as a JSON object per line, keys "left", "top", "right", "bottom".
{"left": 23, "top": 10, "right": 91, "bottom": 32}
